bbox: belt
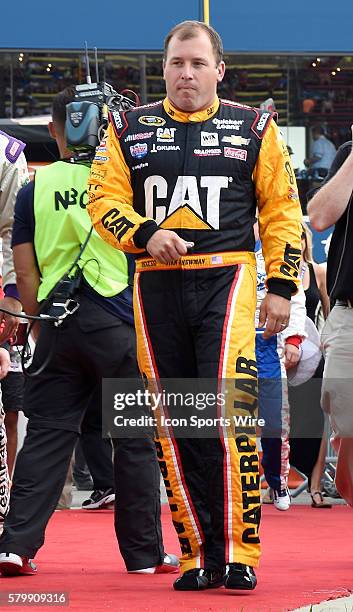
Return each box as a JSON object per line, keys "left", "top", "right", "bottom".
{"left": 135, "top": 251, "right": 256, "bottom": 272}
{"left": 336, "top": 299, "right": 353, "bottom": 308}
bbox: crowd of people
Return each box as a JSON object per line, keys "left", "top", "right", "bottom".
{"left": 0, "top": 20, "right": 351, "bottom": 595}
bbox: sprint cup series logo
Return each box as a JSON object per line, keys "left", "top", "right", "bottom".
{"left": 138, "top": 115, "right": 166, "bottom": 127}
{"left": 130, "top": 143, "right": 148, "bottom": 159}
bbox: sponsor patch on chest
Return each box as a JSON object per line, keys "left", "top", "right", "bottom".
{"left": 200, "top": 132, "right": 219, "bottom": 147}
{"left": 224, "top": 147, "right": 248, "bottom": 161}
{"left": 156, "top": 127, "right": 176, "bottom": 142}
{"left": 130, "top": 143, "right": 148, "bottom": 159}
{"left": 194, "top": 148, "right": 222, "bottom": 157}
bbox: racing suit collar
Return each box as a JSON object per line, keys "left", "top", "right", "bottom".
{"left": 163, "top": 97, "right": 219, "bottom": 123}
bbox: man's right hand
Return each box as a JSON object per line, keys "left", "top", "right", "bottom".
{"left": 146, "top": 230, "right": 194, "bottom": 264}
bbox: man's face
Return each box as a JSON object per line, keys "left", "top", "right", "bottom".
{"left": 163, "top": 30, "right": 225, "bottom": 112}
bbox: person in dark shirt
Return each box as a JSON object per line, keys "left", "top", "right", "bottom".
{"left": 308, "top": 129, "right": 353, "bottom": 508}
{"left": 0, "top": 87, "right": 178, "bottom": 577}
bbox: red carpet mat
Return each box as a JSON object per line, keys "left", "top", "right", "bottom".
{"left": 1, "top": 505, "right": 352, "bottom": 611}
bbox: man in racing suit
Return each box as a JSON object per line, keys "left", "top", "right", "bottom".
{"left": 0, "top": 132, "right": 29, "bottom": 522}
{"left": 255, "top": 236, "right": 306, "bottom": 511}
{"left": 87, "top": 21, "right": 302, "bottom": 592}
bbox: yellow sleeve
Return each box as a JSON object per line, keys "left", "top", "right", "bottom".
{"left": 87, "top": 123, "right": 156, "bottom": 253}
{"left": 253, "top": 120, "right": 302, "bottom": 293}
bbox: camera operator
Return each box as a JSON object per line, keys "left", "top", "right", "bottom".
{"left": 0, "top": 87, "right": 177, "bottom": 577}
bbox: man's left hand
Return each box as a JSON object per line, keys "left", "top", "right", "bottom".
{"left": 0, "top": 296, "right": 22, "bottom": 343}
{"left": 259, "top": 293, "right": 290, "bottom": 339}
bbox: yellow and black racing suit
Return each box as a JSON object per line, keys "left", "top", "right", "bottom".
{"left": 87, "top": 97, "right": 302, "bottom": 572}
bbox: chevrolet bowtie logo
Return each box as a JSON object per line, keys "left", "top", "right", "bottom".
{"left": 222, "top": 135, "right": 251, "bottom": 146}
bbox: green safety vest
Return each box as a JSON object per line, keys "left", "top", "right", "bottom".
{"left": 34, "top": 161, "right": 129, "bottom": 302}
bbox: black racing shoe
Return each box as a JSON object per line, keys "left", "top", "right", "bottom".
{"left": 173, "top": 568, "right": 224, "bottom": 591}
{"left": 224, "top": 563, "right": 257, "bottom": 590}
{"left": 81, "top": 488, "right": 115, "bottom": 509}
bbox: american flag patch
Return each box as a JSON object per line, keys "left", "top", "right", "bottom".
{"left": 211, "top": 255, "right": 223, "bottom": 264}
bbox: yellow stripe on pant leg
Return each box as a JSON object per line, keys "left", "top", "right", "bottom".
{"left": 155, "top": 436, "right": 205, "bottom": 572}
{"left": 219, "top": 263, "right": 261, "bottom": 568}
{"left": 133, "top": 273, "right": 204, "bottom": 573}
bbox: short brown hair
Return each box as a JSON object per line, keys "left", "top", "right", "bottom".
{"left": 52, "top": 86, "right": 76, "bottom": 126}
{"left": 164, "top": 21, "right": 223, "bottom": 66}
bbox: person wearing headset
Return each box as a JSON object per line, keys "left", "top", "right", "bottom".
{"left": 0, "top": 88, "right": 178, "bottom": 577}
